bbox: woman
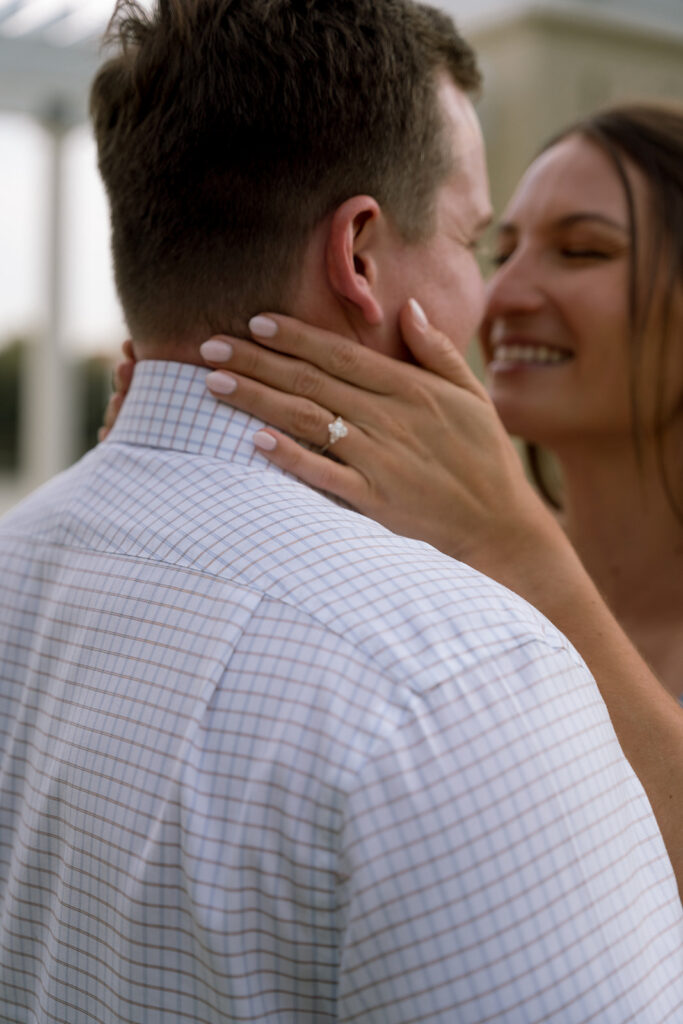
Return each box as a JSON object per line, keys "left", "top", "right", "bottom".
{"left": 481, "top": 104, "right": 683, "bottom": 700}
{"left": 103, "top": 101, "right": 683, "bottom": 887}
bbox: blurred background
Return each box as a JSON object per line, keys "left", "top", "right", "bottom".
{"left": 0, "top": 0, "right": 682, "bottom": 513}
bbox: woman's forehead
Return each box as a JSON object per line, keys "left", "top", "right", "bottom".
{"left": 502, "top": 134, "right": 647, "bottom": 229}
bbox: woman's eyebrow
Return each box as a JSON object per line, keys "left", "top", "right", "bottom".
{"left": 494, "top": 212, "right": 629, "bottom": 237}
{"left": 553, "top": 212, "right": 630, "bottom": 232}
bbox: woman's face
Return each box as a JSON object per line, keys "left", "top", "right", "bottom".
{"left": 480, "top": 132, "right": 680, "bottom": 448}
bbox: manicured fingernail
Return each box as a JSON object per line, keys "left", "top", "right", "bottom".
{"left": 253, "top": 431, "right": 277, "bottom": 451}
{"left": 206, "top": 371, "right": 237, "bottom": 395}
{"left": 409, "top": 298, "right": 428, "bottom": 328}
{"left": 249, "top": 315, "right": 278, "bottom": 338}
{"left": 201, "top": 339, "right": 233, "bottom": 362}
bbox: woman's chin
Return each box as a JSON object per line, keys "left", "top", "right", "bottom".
{"left": 489, "top": 397, "right": 567, "bottom": 449}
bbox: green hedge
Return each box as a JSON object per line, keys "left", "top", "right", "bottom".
{"left": 0, "top": 338, "right": 112, "bottom": 472}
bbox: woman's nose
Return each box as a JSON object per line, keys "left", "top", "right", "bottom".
{"left": 484, "top": 250, "right": 546, "bottom": 320}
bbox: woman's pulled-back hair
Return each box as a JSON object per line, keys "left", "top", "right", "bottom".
{"left": 90, "top": 0, "right": 480, "bottom": 342}
{"left": 525, "top": 101, "right": 683, "bottom": 519}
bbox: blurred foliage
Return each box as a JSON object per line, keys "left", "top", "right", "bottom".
{"left": 0, "top": 337, "right": 112, "bottom": 472}
{"left": 75, "top": 352, "right": 111, "bottom": 457}
{"left": 0, "top": 340, "right": 22, "bottom": 471}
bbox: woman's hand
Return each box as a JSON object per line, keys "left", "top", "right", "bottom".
{"left": 201, "top": 300, "right": 555, "bottom": 571}
{"left": 99, "top": 340, "right": 136, "bottom": 442}
{"left": 99, "top": 308, "right": 556, "bottom": 575}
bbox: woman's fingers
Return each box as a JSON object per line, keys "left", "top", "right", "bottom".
{"left": 206, "top": 368, "right": 360, "bottom": 452}
{"left": 245, "top": 307, "right": 490, "bottom": 404}
{"left": 398, "top": 300, "right": 490, "bottom": 401}
{"left": 114, "top": 356, "right": 135, "bottom": 394}
{"left": 99, "top": 340, "right": 136, "bottom": 441}
{"left": 201, "top": 337, "right": 360, "bottom": 420}
{"left": 251, "top": 429, "right": 367, "bottom": 506}
{"left": 98, "top": 391, "right": 125, "bottom": 442}
{"left": 245, "top": 315, "right": 404, "bottom": 394}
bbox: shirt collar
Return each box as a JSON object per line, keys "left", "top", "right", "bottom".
{"left": 105, "top": 360, "right": 286, "bottom": 474}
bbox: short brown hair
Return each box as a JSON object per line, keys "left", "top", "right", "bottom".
{"left": 91, "top": 0, "right": 480, "bottom": 342}
{"left": 526, "top": 101, "right": 683, "bottom": 519}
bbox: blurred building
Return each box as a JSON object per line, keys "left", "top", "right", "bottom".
{"left": 0, "top": 0, "right": 682, "bottom": 511}
{"left": 460, "top": 0, "right": 683, "bottom": 210}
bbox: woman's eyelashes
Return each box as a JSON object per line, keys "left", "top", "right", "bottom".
{"left": 560, "top": 248, "right": 611, "bottom": 260}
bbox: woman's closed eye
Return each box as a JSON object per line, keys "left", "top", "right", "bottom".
{"left": 560, "top": 248, "right": 611, "bottom": 260}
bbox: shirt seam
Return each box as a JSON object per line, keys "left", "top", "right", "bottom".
{"left": 2, "top": 528, "right": 584, "bottom": 676}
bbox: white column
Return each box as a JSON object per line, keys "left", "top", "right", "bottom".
{"left": 22, "top": 101, "right": 75, "bottom": 487}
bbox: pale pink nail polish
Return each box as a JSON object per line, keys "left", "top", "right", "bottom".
{"left": 201, "top": 339, "right": 233, "bottom": 362}
{"left": 253, "top": 431, "right": 277, "bottom": 452}
{"left": 409, "top": 298, "right": 428, "bottom": 328}
{"left": 206, "top": 371, "right": 237, "bottom": 395}
{"left": 249, "top": 316, "right": 278, "bottom": 338}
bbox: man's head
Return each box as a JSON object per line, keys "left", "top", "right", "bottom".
{"left": 91, "top": 0, "right": 484, "bottom": 352}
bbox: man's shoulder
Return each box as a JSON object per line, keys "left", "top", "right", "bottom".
{"left": 110, "top": 445, "right": 577, "bottom": 679}
{"left": 0, "top": 441, "right": 583, "bottom": 692}
{"left": 225, "top": 474, "right": 580, "bottom": 681}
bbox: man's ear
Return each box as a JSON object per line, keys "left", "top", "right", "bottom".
{"left": 325, "top": 196, "right": 384, "bottom": 327}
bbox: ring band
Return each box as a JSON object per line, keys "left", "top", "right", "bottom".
{"left": 321, "top": 415, "right": 348, "bottom": 453}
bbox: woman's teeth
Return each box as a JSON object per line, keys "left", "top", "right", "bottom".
{"left": 493, "top": 344, "right": 570, "bottom": 365}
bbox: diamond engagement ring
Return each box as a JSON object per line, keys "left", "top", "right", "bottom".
{"left": 321, "top": 415, "right": 348, "bottom": 452}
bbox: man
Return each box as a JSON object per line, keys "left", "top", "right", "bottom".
{"left": 0, "top": 1, "right": 681, "bottom": 1021}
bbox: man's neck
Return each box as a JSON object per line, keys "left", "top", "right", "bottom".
{"left": 132, "top": 340, "right": 206, "bottom": 365}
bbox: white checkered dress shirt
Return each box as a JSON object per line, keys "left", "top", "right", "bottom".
{"left": 1, "top": 361, "right": 681, "bottom": 1023}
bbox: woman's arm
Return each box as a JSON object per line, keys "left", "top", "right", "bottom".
{"left": 198, "top": 303, "right": 683, "bottom": 892}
